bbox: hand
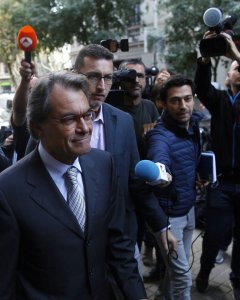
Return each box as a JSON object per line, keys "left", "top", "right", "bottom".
{"left": 155, "top": 172, "right": 172, "bottom": 188}
{"left": 143, "top": 121, "right": 157, "bottom": 135}
{"left": 19, "top": 59, "right": 36, "bottom": 82}
{"left": 158, "top": 229, "right": 178, "bottom": 255}
{"left": 2, "top": 134, "right": 14, "bottom": 148}
{"left": 156, "top": 70, "right": 171, "bottom": 85}
{"left": 200, "top": 31, "right": 217, "bottom": 63}
{"left": 221, "top": 32, "right": 240, "bottom": 61}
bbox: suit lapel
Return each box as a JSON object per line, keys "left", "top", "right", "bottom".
{"left": 27, "top": 150, "right": 84, "bottom": 238}
{"left": 102, "top": 104, "right": 117, "bottom": 152}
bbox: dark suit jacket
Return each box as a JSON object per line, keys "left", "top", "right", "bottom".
{"left": 102, "top": 103, "right": 168, "bottom": 234}
{"left": 0, "top": 148, "right": 146, "bottom": 300}
{"left": 20, "top": 102, "right": 168, "bottom": 238}
{"left": 102, "top": 103, "right": 140, "bottom": 240}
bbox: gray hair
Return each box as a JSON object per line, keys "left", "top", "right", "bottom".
{"left": 27, "top": 71, "right": 89, "bottom": 139}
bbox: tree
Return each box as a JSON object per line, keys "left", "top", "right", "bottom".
{"left": 161, "top": 0, "right": 240, "bottom": 80}
{"left": 8, "top": 0, "right": 141, "bottom": 52}
{"left": 0, "top": 0, "right": 23, "bottom": 87}
{"left": 0, "top": 0, "right": 141, "bottom": 86}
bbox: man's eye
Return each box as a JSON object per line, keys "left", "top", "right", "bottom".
{"left": 185, "top": 96, "right": 193, "bottom": 102}
{"left": 61, "top": 116, "right": 76, "bottom": 124}
{"left": 105, "top": 75, "right": 113, "bottom": 81}
{"left": 87, "top": 74, "right": 99, "bottom": 80}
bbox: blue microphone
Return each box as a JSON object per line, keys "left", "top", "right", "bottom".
{"left": 135, "top": 160, "right": 169, "bottom": 186}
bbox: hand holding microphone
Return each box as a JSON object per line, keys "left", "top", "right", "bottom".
{"left": 135, "top": 160, "right": 172, "bottom": 187}
{"left": 17, "top": 25, "right": 37, "bottom": 63}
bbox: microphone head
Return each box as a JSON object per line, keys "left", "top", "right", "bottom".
{"left": 17, "top": 25, "right": 37, "bottom": 51}
{"left": 203, "top": 7, "right": 223, "bottom": 28}
{"left": 135, "top": 160, "right": 159, "bottom": 182}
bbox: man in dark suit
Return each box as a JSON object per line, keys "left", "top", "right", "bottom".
{"left": 73, "top": 45, "right": 177, "bottom": 262}
{"left": 0, "top": 71, "right": 148, "bottom": 300}
{"left": 10, "top": 45, "right": 177, "bottom": 271}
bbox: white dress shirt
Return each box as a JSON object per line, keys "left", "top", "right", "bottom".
{"left": 38, "top": 142, "right": 85, "bottom": 202}
{"left": 90, "top": 105, "right": 105, "bottom": 150}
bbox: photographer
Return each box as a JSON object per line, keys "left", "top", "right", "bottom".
{"left": 117, "top": 59, "right": 159, "bottom": 159}
{"left": 195, "top": 30, "right": 240, "bottom": 299}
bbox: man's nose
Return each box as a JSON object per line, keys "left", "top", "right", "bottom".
{"left": 76, "top": 118, "right": 89, "bottom": 132}
{"left": 135, "top": 76, "right": 140, "bottom": 83}
{"left": 96, "top": 77, "right": 106, "bottom": 89}
{"left": 179, "top": 99, "right": 187, "bottom": 108}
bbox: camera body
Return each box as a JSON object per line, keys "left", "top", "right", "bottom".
{"left": 106, "top": 66, "right": 159, "bottom": 106}
{"left": 199, "top": 7, "right": 240, "bottom": 57}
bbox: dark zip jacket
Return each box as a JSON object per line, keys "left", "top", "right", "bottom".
{"left": 145, "top": 110, "right": 201, "bottom": 217}
{"left": 195, "top": 58, "right": 240, "bottom": 181}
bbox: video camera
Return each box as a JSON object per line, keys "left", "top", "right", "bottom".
{"left": 111, "top": 66, "right": 159, "bottom": 87}
{"left": 199, "top": 7, "right": 240, "bottom": 57}
{"left": 106, "top": 65, "right": 159, "bottom": 106}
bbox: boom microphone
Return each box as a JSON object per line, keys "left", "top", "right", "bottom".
{"left": 17, "top": 25, "right": 37, "bottom": 63}
{"left": 135, "top": 160, "right": 169, "bottom": 186}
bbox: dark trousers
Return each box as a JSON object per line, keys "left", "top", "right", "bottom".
{"left": 199, "top": 179, "right": 240, "bottom": 286}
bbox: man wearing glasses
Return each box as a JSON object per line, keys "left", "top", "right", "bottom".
{"left": 73, "top": 46, "right": 177, "bottom": 267}
{"left": 0, "top": 71, "right": 148, "bottom": 300}
{"left": 73, "top": 45, "right": 144, "bottom": 270}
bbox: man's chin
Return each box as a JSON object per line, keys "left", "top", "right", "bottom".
{"left": 90, "top": 100, "right": 104, "bottom": 110}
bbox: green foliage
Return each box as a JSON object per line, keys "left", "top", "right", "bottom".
{"left": 161, "top": 0, "right": 240, "bottom": 78}
{"left": 8, "top": 0, "right": 140, "bottom": 52}
{"left": 0, "top": 0, "right": 141, "bottom": 86}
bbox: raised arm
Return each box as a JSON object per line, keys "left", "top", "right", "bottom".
{"left": 12, "top": 60, "right": 37, "bottom": 127}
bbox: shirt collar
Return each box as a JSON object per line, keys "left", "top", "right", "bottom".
{"left": 94, "top": 105, "right": 104, "bottom": 123}
{"left": 38, "top": 142, "right": 82, "bottom": 177}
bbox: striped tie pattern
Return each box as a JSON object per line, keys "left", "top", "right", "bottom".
{"left": 64, "top": 166, "right": 86, "bottom": 232}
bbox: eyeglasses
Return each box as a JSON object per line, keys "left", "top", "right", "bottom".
{"left": 51, "top": 110, "right": 94, "bottom": 129}
{"left": 78, "top": 72, "right": 113, "bottom": 85}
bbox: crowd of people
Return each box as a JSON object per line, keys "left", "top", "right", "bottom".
{"left": 0, "top": 28, "right": 239, "bottom": 300}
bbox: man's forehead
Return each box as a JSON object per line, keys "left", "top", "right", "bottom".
{"left": 125, "top": 63, "right": 144, "bottom": 72}
{"left": 81, "top": 56, "right": 113, "bottom": 70}
{"left": 167, "top": 85, "right": 193, "bottom": 96}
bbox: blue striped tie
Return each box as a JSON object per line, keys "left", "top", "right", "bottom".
{"left": 64, "top": 166, "right": 86, "bottom": 232}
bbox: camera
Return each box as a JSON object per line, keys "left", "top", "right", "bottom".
{"left": 199, "top": 7, "right": 240, "bottom": 57}
{"left": 100, "top": 39, "right": 129, "bottom": 52}
{"left": 106, "top": 65, "right": 159, "bottom": 106}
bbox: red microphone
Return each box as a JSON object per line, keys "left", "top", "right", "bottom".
{"left": 17, "top": 25, "right": 37, "bottom": 63}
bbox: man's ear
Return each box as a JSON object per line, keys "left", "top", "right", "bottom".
{"left": 29, "top": 121, "right": 42, "bottom": 139}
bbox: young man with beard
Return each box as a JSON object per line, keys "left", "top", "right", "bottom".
{"left": 145, "top": 76, "right": 202, "bottom": 300}
{"left": 195, "top": 32, "right": 240, "bottom": 300}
